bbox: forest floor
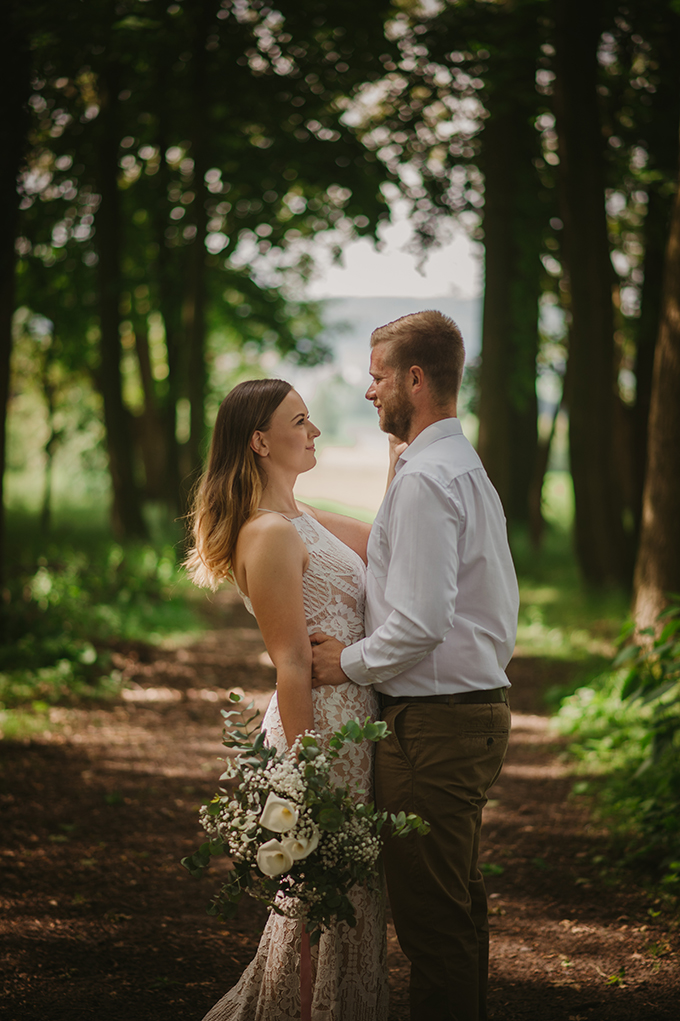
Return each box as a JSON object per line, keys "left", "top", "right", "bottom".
{"left": 1, "top": 589, "right": 678, "bottom": 1021}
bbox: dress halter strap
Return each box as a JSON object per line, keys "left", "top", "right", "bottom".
{"left": 257, "top": 507, "right": 302, "bottom": 521}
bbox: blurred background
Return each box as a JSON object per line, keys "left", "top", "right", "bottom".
{"left": 1, "top": 0, "right": 679, "bottom": 889}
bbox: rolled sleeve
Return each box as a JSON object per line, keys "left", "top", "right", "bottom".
{"left": 340, "top": 640, "right": 371, "bottom": 684}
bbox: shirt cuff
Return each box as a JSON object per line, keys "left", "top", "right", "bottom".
{"left": 340, "top": 642, "right": 374, "bottom": 686}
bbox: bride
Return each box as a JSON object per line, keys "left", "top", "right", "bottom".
{"left": 185, "top": 378, "right": 390, "bottom": 1021}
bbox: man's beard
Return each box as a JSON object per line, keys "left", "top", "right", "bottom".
{"left": 380, "top": 379, "right": 413, "bottom": 441}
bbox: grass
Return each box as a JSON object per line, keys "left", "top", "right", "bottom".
{"left": 1, "top": 504, "right": 205, "bottom": 739}
{"left": 510, "top": 473, "right": 629, "bottom": 702}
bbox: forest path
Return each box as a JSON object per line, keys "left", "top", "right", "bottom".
{"left": 1, "top": 591, "right": 678, "bottom": 1021}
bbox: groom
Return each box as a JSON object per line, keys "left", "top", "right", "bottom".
{"left": 311, "top": 310, "right": 518, "bottom": 1021}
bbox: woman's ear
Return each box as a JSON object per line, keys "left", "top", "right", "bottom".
{"left": 250, "top": 430, "right": 269, "bottom": 457}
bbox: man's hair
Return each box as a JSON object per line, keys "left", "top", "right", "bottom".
{"left": 371, "top": 310, "right": 465, "bottom": 405}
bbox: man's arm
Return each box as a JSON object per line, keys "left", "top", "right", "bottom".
{"left": 341, "top": 471, "right": 461, "bottom": 687}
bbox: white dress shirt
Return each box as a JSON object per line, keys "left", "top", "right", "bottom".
{"left": 340, "top": 418, "right": 519, "bottom": 696}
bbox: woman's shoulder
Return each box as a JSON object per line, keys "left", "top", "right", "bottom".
{"left": 236, "top": 510, "right": 308, "bottom": 561}
{"left": 233, "top": 511, "right": 307, "bottom": 591}
{"left": 239, "top": 509, "right": 298, "bottom": 544}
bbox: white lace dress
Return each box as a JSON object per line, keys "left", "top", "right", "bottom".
{"left": 202, "top": 513, "right": 388, "bottom": 1021}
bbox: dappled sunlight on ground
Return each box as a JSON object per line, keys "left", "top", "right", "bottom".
{"left": 1, "top": 604, "right": 677, "bottom": 1020}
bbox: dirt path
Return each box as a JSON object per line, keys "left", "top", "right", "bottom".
{"left": 1, "top": 594, "right": 678, "bottom": 1021}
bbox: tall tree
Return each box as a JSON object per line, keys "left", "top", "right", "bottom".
{"left": 607, "top": 2, "right": 680, "bottom": 542}
{"left": 0, "top": 2, "right": 32, "bottom": 590}
{"left": 473, "top": 1, "right": 546, "bottom": 524}
{"left": 552, "top": 0, "right": 631, "bottom": 585}
{"left": 94, "top": 60, "right": 147, "bottom": 537}
{"left": 632, "top": 125, "right": 680, "bottom": 631}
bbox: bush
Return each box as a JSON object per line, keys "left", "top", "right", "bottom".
{"left": 554, "top": 600, "right": 680, "bottom": 895}
{"left": 1, "top": 537, "right": 202, "bottom": 717}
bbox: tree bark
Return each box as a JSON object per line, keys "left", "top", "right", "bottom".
{"left": 632, "top": 131, "right": 680, "bottom": 632}
{"left": 95, "top": 64, "right": 147, "bottom": 538}
{"left": 633, "top": 189, "right": 667, "bottom": 524}
{"left": 183, "top": 1, "right": 211, "bottom": 493}
{"left": 151, "top": 42, "right": 183, "bottom": 514}
{"left": 477, "top": 6, "right": 542, "bottom": 526}
{"left": 552, "top": 0, "right": 631, "bottom": 585}
{"left": 133, "top": 326, "right": 171, "bottom": 501}
{"left": 0, "top": 3, "right": 31, "bottom": 592}
{"left": 478, "top": 111, "right": 514, "bottom": 510}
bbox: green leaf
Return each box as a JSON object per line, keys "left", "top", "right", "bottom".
{"left": 113, "top": 16, "right": 162, "bottom": 30}
{"left": 317, "top": 805, "right": 344, "bottom": 831}
{"left": 479, "top": 862, "right": 504, "bottom": 876}
{"left": 613, "top": 643, "right": 640, "bottom": 667}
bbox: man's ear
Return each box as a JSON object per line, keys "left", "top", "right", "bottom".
{"left": 408, "top": 365, "right": 426, "bottom": 394}
{"left": 250, "top": 430, "right": 269, "bottom": 457}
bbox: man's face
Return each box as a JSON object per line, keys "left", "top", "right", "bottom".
{"left": 365, "top": 342, "right": 413, "bottom": 441}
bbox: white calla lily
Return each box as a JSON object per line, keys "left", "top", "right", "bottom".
{"left": 259, "top": 792, "right": 299, "bottom": 832}
{"left": 256, "top": 838, "right": 294, "bottom": 877}
{"left": 281, "top": 828, "right": 320, "bottom": 861}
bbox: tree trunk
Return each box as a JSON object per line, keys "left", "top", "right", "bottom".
{"left": 633, "top": 188, "right": 668, "bottom": 528}
{"left": 152, "top": 48, "right": 183, "bottom": 515}
{"left": 95, "top": 65, "right": 147, "bottom": 538}
{"left": 0, "top": 3, "right": 31, "bottom": 593}
{"left": 183, "top": 0, "right": 211, "bottom": 491}
{"left": 552, "top": 0, "right": 631, "bottom": 586}
{"left": 478, "top": 112, "right": 514, "bottom": 510}
{"left": 477, "top": 141, "right": 542, "bottom": 524}
{"left": 477, "top": 7, "right": 542, "bottom": 526}
{"left": 40, "top": 344, "right": 59, "bottom": 534}
{"left": 134, "top": 326, "right": 171, "bottom": 501}
{"left": 632, "top": 131, "right": 680, "bottom": 632}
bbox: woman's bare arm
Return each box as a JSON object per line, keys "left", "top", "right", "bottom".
{"left": 236, "top": 515, "right": 314, "bottom": 745}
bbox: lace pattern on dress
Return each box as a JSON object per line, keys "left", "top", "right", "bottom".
{"left": 201, "top": 514, "right": 387, "bottom": 1021}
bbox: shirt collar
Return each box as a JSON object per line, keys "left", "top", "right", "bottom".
{"left": 397, "top": 418, "right": 463, "bottom": 469}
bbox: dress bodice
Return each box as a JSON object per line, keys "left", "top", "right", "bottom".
{"left": 236, "top": 511, "right": 377, "bottom": 779}
{"left": 237, "top": 512, "right": 366, "bottom": 647}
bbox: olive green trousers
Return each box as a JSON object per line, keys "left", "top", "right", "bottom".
{"left": 375, "top": 700, "right": 511, "bottom": 1021}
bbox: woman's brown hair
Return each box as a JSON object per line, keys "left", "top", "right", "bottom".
{"left": 184, "top": 378, "right": 293, "bottom": 589}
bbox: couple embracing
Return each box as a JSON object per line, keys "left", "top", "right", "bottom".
{"left": 186, "top": 310, "right": 519, "bottom": 1021}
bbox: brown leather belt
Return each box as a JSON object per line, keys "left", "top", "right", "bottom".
{"left": 381, "top": 687, "right": 508, "bottom": 707}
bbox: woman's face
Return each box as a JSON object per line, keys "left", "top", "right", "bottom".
{"left": 253, "top": 389, "right": 320, "bottom": 474}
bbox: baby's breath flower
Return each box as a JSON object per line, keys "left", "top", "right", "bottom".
{"left": 185, "top": 716, "right": 428, "bottom": 935}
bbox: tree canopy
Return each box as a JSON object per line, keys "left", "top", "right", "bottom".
{"left": 3, "top": 0, "right": 680, "bottom": 621}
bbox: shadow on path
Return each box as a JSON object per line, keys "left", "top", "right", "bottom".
{"left": 0, "top": 608, "right": 677, "bottom": 1021}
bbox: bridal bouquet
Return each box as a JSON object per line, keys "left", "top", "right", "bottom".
{"left": 182, "top": 694, "right": 429, "bottom": 942}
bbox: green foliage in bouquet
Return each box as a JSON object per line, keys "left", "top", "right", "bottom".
{"left": 182, "top": 694, "right": 429, "bottom": 944}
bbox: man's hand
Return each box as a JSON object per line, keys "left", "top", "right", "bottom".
{"left": 310, "top": 632, "right": 348, "bottom": 688}
{"left": 387, "top": 433, "right": 408, "bottom": 489}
